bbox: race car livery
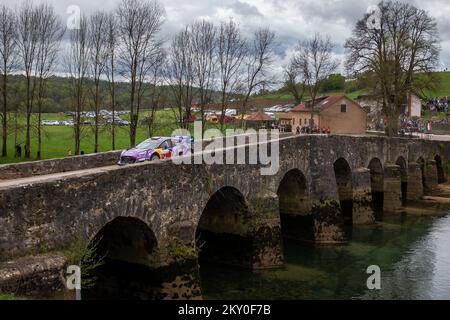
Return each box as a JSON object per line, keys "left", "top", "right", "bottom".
{"left": 118, "top": 136, "right": 192, "bottom": 165}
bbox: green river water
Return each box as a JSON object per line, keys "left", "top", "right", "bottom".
{"left": 200, "top": 213, "right": 450, "bottom": 300}
{"left": 31, "top": 211, "right": 450, "bottom": 300}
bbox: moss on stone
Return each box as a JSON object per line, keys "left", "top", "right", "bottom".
{"left": 0, "top": 293, "right": 23, "bottom": 300}
{"left": 168, "top": 244, "right": 198, "bottom": 261}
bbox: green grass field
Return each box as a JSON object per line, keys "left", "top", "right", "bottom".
{"left": 0, "top": 110, "right": 173, "bottom": 164}
{"left": 0, "top": 109, "right": 245, "bottom": 164}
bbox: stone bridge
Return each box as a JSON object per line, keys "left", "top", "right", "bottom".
{"left": 0, "top": 135, "right": 449, "bottom": 299}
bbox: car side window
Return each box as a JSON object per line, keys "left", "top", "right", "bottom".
{"left": 160, "top": 140, "right": 172, "bottom": 150}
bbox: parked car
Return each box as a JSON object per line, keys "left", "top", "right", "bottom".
{"left": 225, "top": 109, "right": 237, "bottom": 117}
{"left": 41, "top": 120, "right": 60, "bottom": 126}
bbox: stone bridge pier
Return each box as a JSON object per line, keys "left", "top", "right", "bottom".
{"left": 407, "top": 163, "right": 423, "bottom": 201}
{"left": 383, "top": 164, "right": 403, "bottom": 212}
{"left": 352, "top": 168, "right": 375, "bottom": 225}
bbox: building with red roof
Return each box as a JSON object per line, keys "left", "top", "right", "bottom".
{"left": 281, "top": 95, "right": 367, "bottom": 134}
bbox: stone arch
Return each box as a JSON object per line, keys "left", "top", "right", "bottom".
{"left": 277, "top": 169, "right": 313, "bottom": 242}
{"left": 333, "top": 158, "right": 353, "bottom": 226}
{"left": 435, "top": 155, "right": 446, "bottom": 184}
{"left": 81, "top": 217, "right": 161, "bottom": 300}
{"left": 196, "top": 186, "right": 253, "bottom": 268}
{"left": 368, "top": 158, "right": 384, "bottom": 218}
{"left": 395, "top": 156, "right": 408, "bottom": 205}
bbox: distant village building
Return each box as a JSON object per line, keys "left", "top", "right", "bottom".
{"left": 280, "top": 96, "right": 367, "bottom": 134}
{"left": 356, "top": 92, "right": 422, "bottom": 129}
{"left": 245, "top": 111, "right": 276, "bottom": 129}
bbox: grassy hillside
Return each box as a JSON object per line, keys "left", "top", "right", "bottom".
{"left": 257, "top": 71, "right": 450, "bottom": 103}
{"left": 255, "top": 90, "right": 364, "bottom": 102}
{"left": 422, "top": 72, "right": 450, "bottom": 97}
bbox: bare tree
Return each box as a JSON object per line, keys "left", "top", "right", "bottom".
{"left": 116, "top": 0, "right": 165, "bottom": 147}
{"left": 17, "top": 2, "right": 40, "bottom": 159}
{"left": 283, "top": 58, "right": 305, "bottom": 104}
{"left": 240, "top": 27, "right": 275, "bottom": 127}
{"left": 105, "top": 12, "right": 118, "bottom": 150}
{"left": 0, "top": 5, "right": 18, "bottom": 157}
{"left": 217, "top": 20, "right": 246, "bottom": 131}
{"left": 166, "top": 27, "right": 195, "bottom": 129}
{"left": 67, "top": 16, "right": 90, "bottom": 155}
{"left": 34, "top": 3, "right": 64, "bottom": 159}
{"left": 190, "top": 20, "right": 217, "bottom": 134}
{"left": 345, "top": 1, "right": 440, "bottom": 136}
{"left": 295, "top": 33, "right": 339, "bottom": 130}
{"left": 88, "top": 11, "right": 109, "bottom": 153}
{"left": 147, "top": 49, "right": 166, "bottom": 137}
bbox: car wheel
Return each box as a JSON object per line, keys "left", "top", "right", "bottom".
{"left": 150, "top": 154, "right": 160, "bottom": 161}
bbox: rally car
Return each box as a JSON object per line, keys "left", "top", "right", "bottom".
{"left": 118, "top": 136, "right": 192, "bottom": 165}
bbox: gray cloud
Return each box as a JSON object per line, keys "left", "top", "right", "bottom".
{"left": 3, "top": 0, "right": 450, "bottom": 77}
{"left": 229, "top": 0, "right": 263, "bottom": 17}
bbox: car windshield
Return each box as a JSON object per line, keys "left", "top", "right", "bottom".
{"left": 135, "top": 140, "right": 161, "bottom": 150}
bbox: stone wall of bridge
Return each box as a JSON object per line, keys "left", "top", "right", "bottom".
{"left": 0, "top": 151, "right": 122, "bottom": 181}
{"left": 0, "top": 135, "right": 449, "bottom": 298}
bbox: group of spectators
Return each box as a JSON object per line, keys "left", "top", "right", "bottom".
{"left": 296, "top": 126, "right": 331, "bottom": 135}
{"left": 422, "top": 97, "right": 449, "bottom": 113}
{"left": 400, "top": 116, "right": 422, "bottom": 133}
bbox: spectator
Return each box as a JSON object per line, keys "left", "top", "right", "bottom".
{"left": 15, "top": 144, "right": 22, "bottom": 158}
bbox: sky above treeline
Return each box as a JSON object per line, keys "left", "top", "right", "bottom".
{"left": 2, "top": 0, "right": 450, "bottom": 82}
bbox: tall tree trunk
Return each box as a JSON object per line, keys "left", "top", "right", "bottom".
{"left": 36, "top": 79, "right": 44, "bottom": 160}
{"left": 2, "top": 72, "right": 7, "bottom": 157}
{"left": 25, "top": 112, "right": 31, "bottom": 159}
{"left": 13, "top": 105, "right": 18, "bottom": 156}
{"left": 25, "top": 78, "right": 31, "bottom": 159}
{"left": 220, "top": 95, "right": 226, "bottom": 132}
{"left": 387, "top": 104, "right": 399, "bottom": 137}
{"left": 94, "top": 82, "right": 99, "bottom": 153}
{"left": 111, "top": 76, "right": 116, "bottom": 151}
{"left": 37, "top": 100, "right": 42, "bottom": 160}
{"left": 129, "top": 74, "right": 136, "bottom": 147}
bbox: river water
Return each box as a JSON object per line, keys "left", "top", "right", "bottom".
{"left": 200, "top": 213, "right": 450, "bottom": 300}
{"left": 31, "top": 211, "right": 450, "bottom": 300}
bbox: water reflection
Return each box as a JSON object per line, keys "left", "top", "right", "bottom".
{"left": 201, "top": 214, "right": 450, "bottom": 300}
{"left": 361, "top": 215, "right": 450, "bottom": 300}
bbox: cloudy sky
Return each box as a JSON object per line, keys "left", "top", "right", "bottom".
{"left": 3, "top": 0, "right": 450, "bottom": 81}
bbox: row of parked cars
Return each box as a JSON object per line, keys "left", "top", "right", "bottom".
{"left": 41, "top": 118, "right": 129, "bottom": 127}
{"left": 41, "top": 120, "right": 75, "bottom": 126}
{"left": 264, "top": 104, "right": 295, "bottom": 113}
